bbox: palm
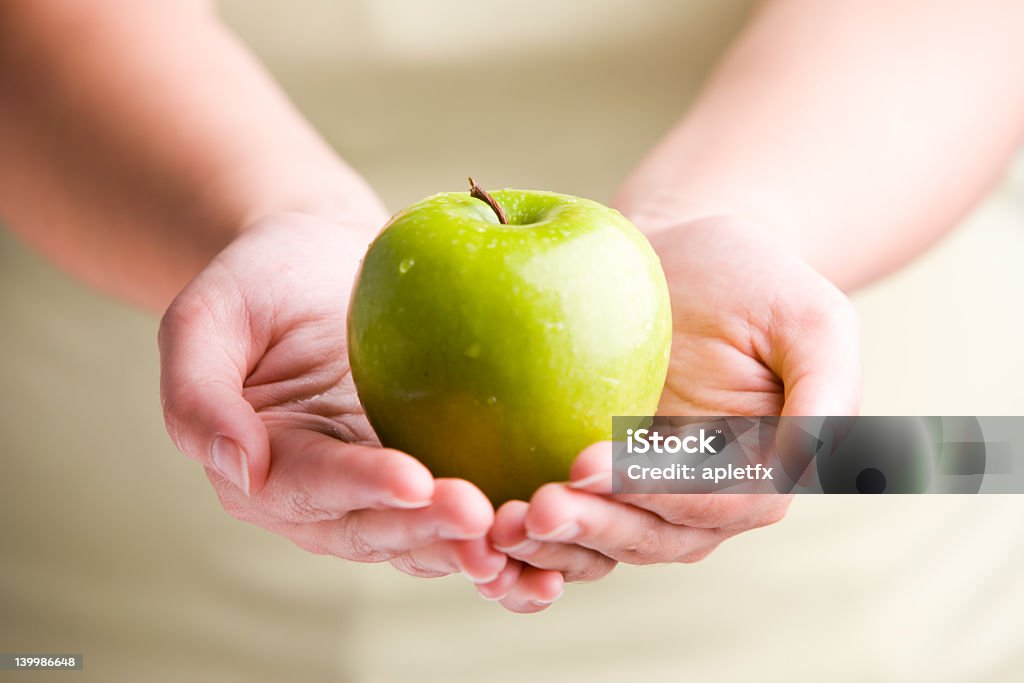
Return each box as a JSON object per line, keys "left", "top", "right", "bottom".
{"left": 648, "top": 217, "right": 857, "bottom": 418}
{"left": 161, "top": 212, "right": 508, "bottom": 585}
{"left": 659, "top": 300, "right": 785, "bottom": 417}
{"left": 206, "top": 216, "right": 377, "bottom": 446}
{"left": 245, "top": 309, "right": 376, "bottom": 446}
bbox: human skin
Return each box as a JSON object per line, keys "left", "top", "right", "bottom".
{"left": 483, "top": 0, "right": 1024, "bottom": 599}
{"left": 0, "top": 1, "right": 515, "bottom": 593}
{"left": 485, "top": 219, "right": 859, "bottom": 591}
{"left": 2, "top": 0, "right": 1024, "bottom": 613}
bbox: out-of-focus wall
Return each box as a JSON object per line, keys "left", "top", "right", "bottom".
{"left": 1, "top": 1, "right": 1022, "bottom": 680}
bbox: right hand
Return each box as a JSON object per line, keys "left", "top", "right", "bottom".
{"left": 157, "top": 211, "right": 508, "bottom": 584}
{"left": 482, "top": 216, "right": 861, "bottom": 596}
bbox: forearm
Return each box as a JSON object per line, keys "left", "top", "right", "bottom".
{"left": 616, "top": 0, "right": 1024, "bottom": 290}
{"left": 0, "top": 0, "right": 381, "bottom": 311}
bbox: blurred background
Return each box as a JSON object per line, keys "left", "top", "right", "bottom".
{"left": 2, "top": 0, "right": 1023, "bottom": 680}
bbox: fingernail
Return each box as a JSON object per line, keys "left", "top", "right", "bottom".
{"left": 463, "top": 569, "right": 502, "bottom": 585}
{"left": 479, "top": 589, "right": 507, "bottom": 602}
{"left": 382, "top": 496, "right": 431, "bottom": 510}
{"left": 212, "top": 436, "right": 249, "bottom": 496}
{"left": 531, "top": 587, "right": 565, "bottom": 606}
{"left": 529, "top": 597, "right": 561, "bottom": 607}
{"left": 569, "top": 471, "right": 611, "bottom": 490}
{"left": 528, "top": 520, "right": 580, "bottom": 543}
{"left": 493, "top": 539, "right": 541, "bottom": 556}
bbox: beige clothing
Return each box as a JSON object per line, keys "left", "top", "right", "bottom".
{"left": 2, "top": 1, "right": 1024, "bottom": 680}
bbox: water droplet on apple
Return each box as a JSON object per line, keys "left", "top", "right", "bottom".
{"left": 486, "top": 395, "right": 497, "bottom": 405}
{"left": 399, "top": 258, "right": 415, "bottom": 274}
{"left": 464, "top": 343, "right": 481, "bottom": 359}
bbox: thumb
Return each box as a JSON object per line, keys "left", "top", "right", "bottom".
{"left": 772, "top": 298, "right": 862, "bottom": 488}
{"left": 778, "top": 306, "right": 862, "bottom": 418}
{"left": 158, "top": 289, "right": 269, "bottom": 495}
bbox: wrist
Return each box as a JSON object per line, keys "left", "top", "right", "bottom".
{"left": 614, "top": 182, "right": 814, "bottom": 265}
{"left": 232, "top": 169, "right": 389, "bottom": 241}
{"left": 236, "top": 209, "right": 380, "bottom": 275}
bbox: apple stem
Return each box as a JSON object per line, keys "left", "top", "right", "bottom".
{"left": 468, "top": 177, "right": 508, "bottom": 225}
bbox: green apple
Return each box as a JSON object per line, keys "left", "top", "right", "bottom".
{"left": 347, "top": 179, "right": 671, "bottom": 505}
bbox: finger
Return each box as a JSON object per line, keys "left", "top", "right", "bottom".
{"left": 491, "top": 500, "right": 615, "bottom": 582}
{"left": 508, "top": 542, "right": 616, "bottom": 583}
{"left": 767, "top": 296, "right": 860, "bottom": 486}
{"left": 270, "top": 479, "right": 495, "bottom": 562}
{"left": 572, "top": 440, "right": 666, "bottom": 496}
{"left": 525, "top": 484, "right": 725, "bottom": 564}
{"left": 497, "top": 565, "right": 564, "bottom": 614}
{"left": 389, "top": 538, "right": 507, "bottom": 582}
{"left": 610, "top": 492, "right": 791, "bottom": 531}
{"left": 568, "top": 442, "right": 614, "bottom": 493}
{"left": 388, "top": 543, "right": 458, "bottom": 578}
{"left": 252, "top": 428, "right": 435, "bottom": 522}
{"left": 159, "top": 286, "right": 269, "bottom": 494}
{"left": 774, "top": 291, "right": 861, "bottom": 418}
{"left": 489, "top": 500, "right": 534, "bottom": 551}
{"left": 476, "top": 559, "right": 523, "bottom": 602}
{"left": 453, "top": 537, "right": 508, "bottom": 583}
{"left": 567, "top": 441, "right": 790, "bottom": 530}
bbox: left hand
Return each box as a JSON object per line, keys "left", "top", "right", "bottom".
{"left": 478, "top": 215, "right": 861, "bottom": 601}
{"left": 158, "top": 212, "right": 507, "bottom": 587}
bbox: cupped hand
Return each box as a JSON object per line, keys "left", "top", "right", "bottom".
{"left": 484, "top": 216, "right": 861, "bottom": 593}
{"left": 158, "top": 212, "right": 506, "bottom": 584}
